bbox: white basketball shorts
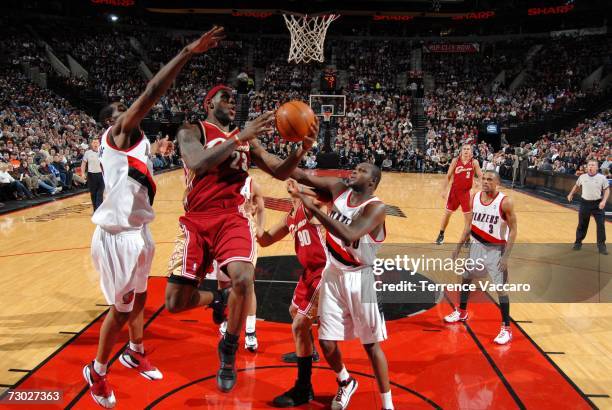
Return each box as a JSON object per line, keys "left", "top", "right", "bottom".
{"left": 464, "top": 240, "right": 507, "bottom": 285}
{"left": 318, "top": 263, "right": 387, "bottom": 345}
{"left": 91, "top": 225, "right": 154, "bottom": 312}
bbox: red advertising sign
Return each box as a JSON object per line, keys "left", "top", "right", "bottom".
{"left": 423, "top": 43, "right": 480, "bottom": 53}
{"left": 528, "top": 4, "right": 574, "bottom": 16}
{"left": 452, "top": 11, "right": 495, "bottom": 21}
{"left": 373, "top": 15, "right": 414, "bottom": 21}
{"left": 91, "top": 0, "right": 135, "bottom": 6}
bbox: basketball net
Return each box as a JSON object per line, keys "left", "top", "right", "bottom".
{"left": 322, "top": 111, "right": 332, "bottom": 123}
{"left": 283, "top": 14, "right": 339, "bottom": 64}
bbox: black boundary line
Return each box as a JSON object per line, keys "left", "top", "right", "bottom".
{"left": 444, "top": 294, "right": 526, "bottom": 409}
{"left": 586, "top": 394, "right": 610, "bottom": 398}
{"left": 65, "top": 303, "right": 166, "bottom": 409}
{"left": 59, "top": 331, "right": 79, "bottom": 335}
{"left": 514, "top": 320, "right": 533, "bottom": 323}
{"left": 179, "top": 319, "right": 198, "bottom": 323}
{"left": 0, "top": 384, "right": 13, "bottom": 388}
{"left": 422, "top": 329, "right": 441, "bottom": 332}
{"left": 481, "top": 291, "right": 597, "bottom": 409}
{"left": 95, "top": 304, "right": 111, "bottom": 307}
{"left": 0, "top": 308, "right": 109, "bottom": 401}
{"left": 7, "top": 369, "right": 30, "bottom": 373}
{"left": 144, "top": 365, "right": 442, "bottom": 409}
{"left": 544, "top": 352, "right": 566, "bottom": 355}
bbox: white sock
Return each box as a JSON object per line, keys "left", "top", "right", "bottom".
{"left": 245, "top": 315, "right": 256, "bottom": 333}
{"left": 129, "top": 342, "right": 144, "bottom": 353}
{"left": 337, "top": 366, "right": 349, "bottom": 382}
{"left": 93, "top": 360, "right": 107, "bottom": 376}
{"left": 381, "top": 390, "right": 394, "bottom": 409}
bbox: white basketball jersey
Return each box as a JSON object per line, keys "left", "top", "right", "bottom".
{"left": 92, "top": 127, "right": 156, "bottom": 233}
{"left": 326, "top": 189, "right": 386, "bottom": 269}
{"left": 470, "top": 191, "right": 508, "bottom": 244}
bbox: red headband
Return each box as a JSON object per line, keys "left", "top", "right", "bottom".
{"left": 204, "top": 85, "right": 232, "bottom": 111}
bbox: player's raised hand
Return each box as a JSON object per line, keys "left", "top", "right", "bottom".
{"left": 286, "top": 179, "right": 300, "bottom": 196}
{"left": 302, "top": 117, "right": 319, "bottom": 151}
{"left": 238, "top": 111, "right": 275, "bottom": 142}
{"left": 187, "top": 26, "right": 226, "bottom": 54}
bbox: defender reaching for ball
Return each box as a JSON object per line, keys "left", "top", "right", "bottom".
{"left": 288, "top": 164, "right": 394, "bottom": 410}
{"left": 165, "top": 89, "right": 319, "bottom": 392}
{"left": 84, "top": 26, "right": 225, "bottom": 409}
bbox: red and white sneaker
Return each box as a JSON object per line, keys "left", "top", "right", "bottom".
{"left": 444, "top": 309, "right": 469, "bottom": 323}
{"left": 494, "top": 326, "right": 513, "bottom": 345}
{"left": 119, "top": 348, "right": 163, "bottom": 380}
{"left": 83, "top": 362, "right": 116, "bottom": 409}
{"left": 331, "top": 377, "right": 358, "bottom": 410}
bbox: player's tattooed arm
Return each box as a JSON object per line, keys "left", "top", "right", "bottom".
{"left": 114, "top": 26, "right": 225, "bottom": 148}
{"left": 250, "top": 118, "right": 318, "bottom": 180}
{"left": 177, "top": 124, "right": 235, "bottom": 175}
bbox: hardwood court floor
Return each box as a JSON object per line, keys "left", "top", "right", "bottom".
{"left": 0, "top": 169, "right": 610, "bottom": 409}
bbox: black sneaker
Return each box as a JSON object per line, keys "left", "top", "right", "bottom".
{"left": 436, "top": 232, "right": 444, "bottom": 245}
{"left": 272, "top": 383, "right": 314, "bottom": 407}
{"left": 281, "top": 350, "right": 320, "bottom": 363}
{"left": 217, "top": 338, "right": 237, "bottom": 392}
{"left": 599, "top": 245, "right": 609, "bottom": 255}
{"left": 573, "top": 243, "right": 582, "bottom": 251}
{"left": 210, "top": 288, "right": 229, "bottom": 325}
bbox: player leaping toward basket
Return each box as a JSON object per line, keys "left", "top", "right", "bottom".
{"left": 164, "top": 87, "right": 319, "bottom": 393}
{"left": 288, "top": 163, "right": 394, "bottom": 410}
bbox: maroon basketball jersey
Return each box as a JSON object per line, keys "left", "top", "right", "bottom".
{"left": 451, "top": 157, "right": 474, "bottom": 192}
{"left": 286, "top": 203, "right": 327, "bottom": 273}
{"left": 183, "top": 121, "right": 250, "bottom": 212}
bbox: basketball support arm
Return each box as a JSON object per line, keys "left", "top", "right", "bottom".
{"left": 295, "top": 193, "right": 386, "bottom": 244}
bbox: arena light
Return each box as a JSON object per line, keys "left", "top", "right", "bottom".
{"left": 109, "top": 14, "right": 119, "bottom": 22}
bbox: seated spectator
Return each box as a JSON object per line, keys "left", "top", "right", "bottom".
{"left": 0, "top": 163, "right": 34, "bottom": 200}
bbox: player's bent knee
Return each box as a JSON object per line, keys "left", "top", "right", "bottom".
{"left": 292, "top": 314, "right": 311, "bottom": 335}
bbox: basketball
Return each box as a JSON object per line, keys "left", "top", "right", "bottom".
{"left": 275, "top": 100, "right": 316, "bottom": 142}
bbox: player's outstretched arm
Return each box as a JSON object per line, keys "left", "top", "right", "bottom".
{"left": 251, "top": 118, "right": 319, "bottom": 181}
{"left": 473, "top": 159, "right": 483, "bottom": 188}
{"left": 257, "top": 220, "right": 290, "bottom": 247}
{"left": 290, "top": 186, "right": 385, "bottom": 244}
{"left": 179, "top": 112, "right": 275, "bottom": 175}
{"left": 114, "top": 26, "right": 225, "bottom": 147}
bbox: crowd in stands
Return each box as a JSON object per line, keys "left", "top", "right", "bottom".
{"left": 1, "top": 20, "right": 611, "bottom": 207}
{"left": 0, "top": 69, "right": 176, "bottom": 206}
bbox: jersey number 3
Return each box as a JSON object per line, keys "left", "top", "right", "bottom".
{"left": 230, "top": 152, "right": 248, "bottom": 171}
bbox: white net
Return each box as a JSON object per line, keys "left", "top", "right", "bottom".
{"left": 283, "top": 14, "right": 339, "bottom": 64}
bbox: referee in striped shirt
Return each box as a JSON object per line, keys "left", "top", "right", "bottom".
{"left": 567, "top": 159, "right": 609, "bottom": 255}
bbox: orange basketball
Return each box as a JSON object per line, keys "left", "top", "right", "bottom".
{"left": 275, "top": 101, "right": 316, "bottom": 142}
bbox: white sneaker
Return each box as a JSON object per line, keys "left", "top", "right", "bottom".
{"left": 494, "top": 326, "right": 512, "bottom": 345}
{"left": 83, "top": 362, "right": 116, "bottom": 409}
{"left": 245, "top": 331, "right": 258, "bottom": 352}
{"left": 444, "top": 309, "right": 468, "bottom": 323}
{"left": 219, "top": 320, "right": 227, "bottom": 337}
{"left": 331, "top": 377, "right": 358, "bottom": 410}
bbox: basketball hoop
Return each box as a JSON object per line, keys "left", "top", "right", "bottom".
{"left": 283, "top": 14, "right": 339, "bottom": 64}
{"left": 322, "top": 111, "right": 332, "bottom": 123}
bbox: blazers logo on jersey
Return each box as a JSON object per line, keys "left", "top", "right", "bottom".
{"left": 329, "top": 210, "right": 352, "bottom": 225}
